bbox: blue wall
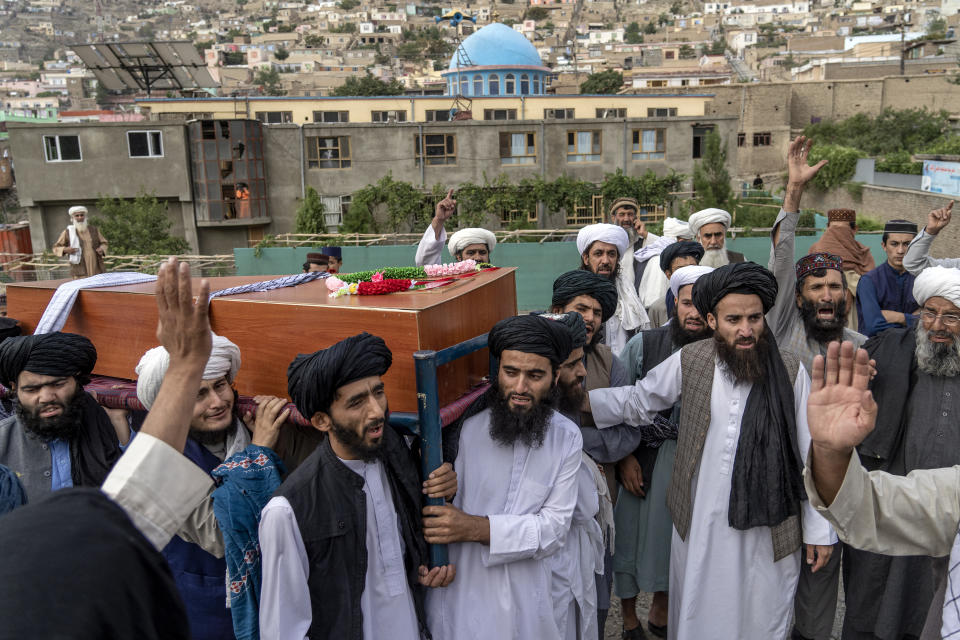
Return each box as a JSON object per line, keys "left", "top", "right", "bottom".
{"left": 235, "top": 234, "right": 887, "bottom": 312}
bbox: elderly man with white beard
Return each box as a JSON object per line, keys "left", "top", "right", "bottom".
{"left": 687, "top": 208, "right": 745, "bottom": 269}
{"left": 836, "top": 265, "right": 960, "bottom": 640}
{"left": 576, "top": 223, "right": 650, "bottom": 354}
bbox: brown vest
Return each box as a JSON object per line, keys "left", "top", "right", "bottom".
{"left": 581, "top": 344, "right": 619, "bottom": 499}
{"left": 666, "top": 339, "right": 803, "bottom": 562}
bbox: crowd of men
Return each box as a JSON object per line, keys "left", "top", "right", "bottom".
{"left": 4, "top": 136, "right": 960, "bottom": 640}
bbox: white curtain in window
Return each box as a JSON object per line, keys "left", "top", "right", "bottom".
{"left": 577, "top": 131, "right": 592, "bottom": 153}
{"left": 642, "top": 129, "right": 657, "bottom": 152}
{"left": 511, "top": 134, "right": 526, "bottom": 157}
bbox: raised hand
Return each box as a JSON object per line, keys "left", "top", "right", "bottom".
{"left": 926, "top": 200, "right": 953, "bottom": 236}
{"left": 808, "top": 341, "right": 877, "bottom": 454}
{"left": 245, "top": 395, "right": 291, "bottom": 450}
{"left": 787, "top": 135, "right": 828, "bottom": 187}
{"left": 435, "top": 188, "right": 456, "bottom": 224}
{"left": 155, "top": 257, "right": 212, "bottom": 368}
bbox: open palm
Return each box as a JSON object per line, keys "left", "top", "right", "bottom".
{"left": 807, "top": 342, "right": 878, "bottom": 453}
{"left": 787, "top": 135, "right": 828, "bottom": 186}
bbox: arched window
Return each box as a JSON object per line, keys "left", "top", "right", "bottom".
{"left": 533, "top": 74, "right": 541, "bottom": 94}
{"left": 505, "top": 73, "right": 515, "bottom": 95}
{"left": 520, "top": 74, "right": 530, "bottom": 94}
{"left": 473, "top": 74, "right": 483, "bottom": 95}
{"left": 488, "top": 74, "right": 500, "bottom": 96}
{"left": 459, "top": 75, "right": 467, "bottom": 96}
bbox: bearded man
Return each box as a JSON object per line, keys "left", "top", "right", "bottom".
{"left": 646, "top": 240, "right": 705, "bottom": 328}
{"left": 0, "top": 332, "right": 124, "bottom": 500}
{"left": 576, "top": 223, "right": 650, "bottom": 354}
{"left": 839, "top": 265, "right": 960, "bottom": 640}
{"left": 586, "top": 262, "right": 836, "bottom": 640}
{"left": 259, "top": 333, "right": 457, "bottom": 640}
{"left": 615, "top": 264, "right": 713, "bottom": 639}
{"left": 52, "top": 205, "right": 107, "bottom": 278}
{"left": 426, "top": 314, "right": 583, "bottom": 639}
{"left": 687, "top": 207, "right": 745, "bottom": 269}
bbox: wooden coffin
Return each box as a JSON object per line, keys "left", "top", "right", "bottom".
{"left": 5, "top": 268, "right": 518, "bottom": 413}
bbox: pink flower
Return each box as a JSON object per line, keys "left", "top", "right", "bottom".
{"left": 325, "top": 276, "right": 345, "bottom": 292}
{"left": 372, "top": 271, "right": 384, "bottom": 282}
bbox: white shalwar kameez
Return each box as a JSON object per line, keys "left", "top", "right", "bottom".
{"left": 426, "top": 408, "right": 583, "bottom": 640}
{"left": 588, "top": 350, "right": 836, "bottom": 640}
{"left": 258, "top": 458, "right": 420, "bottom": 640}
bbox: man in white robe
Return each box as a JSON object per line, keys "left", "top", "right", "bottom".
{"left": 587, "top": 263, "right": 836, "bottom": 640}
{"left": 415, "top": 189, "right": 496, "bottom": 266}
{"left": 423, "top": 314, "right": 584, "bottom": 639}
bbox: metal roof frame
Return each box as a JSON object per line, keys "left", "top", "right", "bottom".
{"left": 71, "top": 41, "right": 219, "bottom": 95}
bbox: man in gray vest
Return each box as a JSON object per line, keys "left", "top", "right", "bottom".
{"left": 614, "top": 264, "right": 713, "bottom": 639}
{"left": 586, "top": 262, "right": 836, "bottom": 640}
{"left": 0, "top": 332, "right": 126, "bottom": 501}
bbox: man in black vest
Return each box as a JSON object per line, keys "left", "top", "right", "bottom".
{"left": 259, "top": 333, "right": 457, "bottom": 640}
{"left": 614, "top": 264, "right": 714, "bottom": 639}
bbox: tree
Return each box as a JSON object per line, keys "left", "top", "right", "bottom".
{"left": 624, "top": 21, "right": 643, "bottom": 44}
{"left": 670, "top": 0, "right": 683, "bottom": 14}
{"left": 691, "top": 130, "right": 735, "bottom": 212}
{"left": 679, "top": 44, "right": 695, "bottom": 59}
{"left": 543, "top": 21, "right": 555, "bottom": 32}
{"left": 277, "top": 24, "right": 294, "bottom": 33}
{"left": 658, "top": 13, "right": 671, "bottom": 26}
{"left": 295, "top": 187, "right": 326, "bottom": 234}
{"left": 274, "top": 46, "right": 289, "bottom": 61}
{"left": 304, "top": 34, "right": 325, "bottom": 47}
{"left": 254, "top": 67, "right": 285, "bottom": 96}
{"left": 579, "top": 69, "right": 623, "bottom": 94}
{"left": 330, "top": 22, "right": 357, "bottom": 33}
{"left": 927, "top": 17, "right": 947, "bottom": 39}
{"left": 643, "top": 21, "right": 657, "bottom": 35}
{"left": 525, "top": 6, "right": 549, "bottom": 21}
{"left": 708, "top": 39, "right": 726, "bottom": 55}
{"left": 331, "top": 72, "right": 404, "bottom": 96}
{"left": 92, "top": 192, "right": 190, "bottom": 255}
{"left": 137, "top": 23, "right": 155, "bottom": 39}
{"left": 338, "top": 0, "right": 360, "bottom": 9}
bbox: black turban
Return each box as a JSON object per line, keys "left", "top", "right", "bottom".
{"left": 659, "top": 240, "right": 705, "bottom": 274}
{"left": 0, "top": 332, "right": 97, "bottom": 388}
{"left": 692, "top": 262, "right": 778, "bottom": 319}
{"left": 539, "top": 312, "right": 587, "bottom": 350}
{"left": 287, "top": 332, "right": 393, "bottom": 419}
{"left": 551, "top": 270, "right": 618, "bottom": 323}
{"left": 488, "top": 315, "right": 573, "bottom": 367}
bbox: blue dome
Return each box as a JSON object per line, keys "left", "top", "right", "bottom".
{"left": 448, "top": 23, "right": 543, "bottom": 70}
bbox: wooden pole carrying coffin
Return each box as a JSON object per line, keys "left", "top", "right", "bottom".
{"left": 5, "top": 268, "right": 518, "bottom": 414}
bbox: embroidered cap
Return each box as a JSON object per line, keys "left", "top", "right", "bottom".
{"left": 827, "top": 209, "right": 856, "bottom": 223}
{"left": 796, "top": 252, "right": 843, "bottom": 280}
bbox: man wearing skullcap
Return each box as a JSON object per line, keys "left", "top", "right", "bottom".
{"left": 645, "top": 240, "right": 705, "bottom": 328}
{"left": 260, "top": 333, "right": 457, "bottom": 640}
{"left": 837, "top": 265, "right": 960, "bottom": 640}
{"left": 52, "top": 205, "right": 108, "bottom": 278}
{"left": 302, "top": 252, "right": 329, "bottom": 273}
{"left": 415, "top": 189, "right": 496, "bottom": 266}
{"left": 856, "top": 219, "right": 920, "bottom": 337}
{"left": 765, "top": 137, "right": 867, "bottom": 639}
{"left": 0, "top": 332, "right": 124, "bottom": 500}
{"left": 548, "top": 279, "right": 645, "bottom": 635}
{"left": 686, "top": 207, "right": 745, "bottom": 268}
{"left": 425, "top": 315, "right": 584, "bottom": 639}
{"left": 615, "top": 264, "right": 712, "bottom": 639}
{"left": 587, "top": 262, "right": 836, "bottom": 640}
{"left": 609, "top": 197, "right": 662, "bottom": 291}
{"left": 904, "top": 200, "right": 959, "bottom": 275}
{"left": 808, "top": 208, "right": 875, "bottom": 333}
{"left": 321, "top": 246, "right": 342, "bottom": 273}
{"left": 576, "top": 223, "right": 650, "bottom": 354}
{"left": 134, "top": 334, "right": 291, "bottom": 640}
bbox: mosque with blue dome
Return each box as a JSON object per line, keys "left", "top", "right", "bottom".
{"left": 441, "top": 23, "right": 552, "bottom": 97}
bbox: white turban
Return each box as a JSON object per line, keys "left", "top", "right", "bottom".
{"left": 662, "top": 217, "right": 693, "bottom": 240}
{"left": 448, "top": 228, "right": 496, "bottom": 258}
{"left": 669, "top": 265, "right": 715, "bottom": 300}
{"left": 576, "top": 223, "right": 629, "bottom": 257}
{"left": 688, "top": 208, "right": 732, "bottom": 236}
{"left": 68, "top": 206, "right": 87, "bottom": 216}
{"left": 135, "top": 333, "right": 241, "bottom": 410}
{"left": 912, "top": 266, "right": 960, "bottom": 308}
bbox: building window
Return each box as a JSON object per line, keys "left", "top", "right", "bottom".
{"left": 307, "top": 136, "right": 351, "bottom": 169}
{"left": 753, "top": 131, "right": 772, "bottom": 146}
{"left": 255, "top": 111, "right": 293, "bottom": 124}
{"left": 646, "top": 107, "right": 678, "bottom": 117}
{"left": 648, "top": 80, "right": 667, "bottom": 88}
{"left": 188, "top": 119, "right": 268, "bottom": 223}
{"left": 692, "top": 125, "right": 713, "bottom": 159}
{"left": 567, "top": 194, "right": 605, "bottom": 227}
{"left": 505, "top": 73, "right": 516, "bottom": 95}
{"left": 313, "top": 111, "right": 349, "bottom": 123}
{"left": 459, "top": 75, "right": 467, "bottom": 96}
{"left": 545, "top": 108, "right": 575, "bottom": 119}
{"left": 632, "top": 128, "right": 665, "bottom": 160}
{"left": 484, "top": 109, "right": 517, "bottom": 121}
{"left": 520, "top": 74, "right": 530, "bottom": 94}
{"left": 567, "top": 130, "right": 601, "bottom": 163}
{"left": 127, "top": 130, "right": 163, "bottom": 158}
{"left": 372, "top": 110, "right": 407, "bottom": 122}
{"left": 737, "top": 132, "right": 746, "bottom": 147}
{"left": 499, "top": 132, "right": 536, "bottom": 165}
{"left": 488, "top": 74, "right": 500, "bottom": 96}
{"left": 665, "top": 50, "right": 676, "bottom": 60}
{"left": 43, "top": 134, "right": 81, "bottom": 162}
{"left": 425, "top": 109, "right": 452, "bottom": 122}
{"left": 596, "top": 108, "right": 626, "bottom": 118}
{"left": 473, "top": 74, "right": 482, "bottom": 95}
{"left": 321, "top": 194, "right": 351, "bottom": 229}
{"left": 533, "top": 75, "right": 541, "bottom": 94}
{"left": 415, "top": 133, "right": 456, "bottom": 166}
